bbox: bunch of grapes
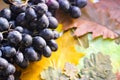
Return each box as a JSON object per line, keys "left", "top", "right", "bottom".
{"left": 0, "top": 0, "right": 87, "bottom": 79}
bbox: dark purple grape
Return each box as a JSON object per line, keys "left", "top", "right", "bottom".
{"left": 25, "top": 7, "right": 37, "bottom": 21}
{"left": 58, "top": 0, "right": 70, "bottom": 12}
{"left": 7, "top": 75, "right": 14, "bottom": 80}
{"left": 46, "top": 0, "right": 59, "bottom": 10}
{"left": 15, "top": 26, "right": 24, "bottom": 33}
{"left": 47, "top": 40, "right": 58, "bottom": 51}
{"left": 16, "top": 12, "right": 27, "bottom": 27}
{"left": 17, "top": 57, "right": 29, "bottom": 69}
{"left": 29, "top": 20, "right": 37, "bottom": 30}
{"left": 10, "top": 4, "right": 27, "bottom": 14}
{"left": 5, "top": 63, "right": 16, "bottom": 75}
{"left": 14, "top": 51, "right": 24, "bottom": 63}
{"left": 8, "top": 31, "right": 22, "bottom": 44}
{"left": 39, "top": 28, "right": 54, "bottom": 40}
{"left": 2, "top": 46, "right": 16, "bottom": 57}
{"left": 34, "top": 3, "right": 48, "bottom": 17}
{"left": 76, "top": 0, "right": 87, "bottom": 8}
{"left": 69, "top": 6, "right": 81, "bottom": 18}
{"left": 68, "top": 0, "right": 76, "bottom": 5}
{"left": 0, "top": 50, "right": 2, "bottom": 57}
{"left": 37, "top": 53, "right": 42, "bottom": 61}
{"left": 43, "top": 46, "right": 52, "bottom": 57}
{"left": 48, "top": 16, "right": 58, "bottom": 29}
{"left": 0, "top": 8, "right": 11, "bottom": 20}
{"left": 9, "top": 20, "right": 16, "bottom": 29}
{"left": 37, "top": 14, "right": 49, "bottom": 29}
{"left": 22, "top": 34, "right": 32, "bottom": 47}
{"left": 0, "top": 17, "right": 9, "bottom": 31}
{"left": 0, "top": 57, "right": 8, "bottom": 69}
{"left": 31, "top": 0, "right": 45, "bottom": 4}
{"left": 23, "top": 28, "right": 32, "bottom": 35}
{"left": 0, "top": 32, "right": 3, "bottom": 42}
{"left": 33, "top": 36, "right": 46, "bottom": 50}
{"left": 46, "top": 11, "right": 52, "bottom": 17}
{"left": 25, "top": 47, "right": 38, "bottom": 61}
{"left": 53, "top": 30, "right": 59, "bottom": 39}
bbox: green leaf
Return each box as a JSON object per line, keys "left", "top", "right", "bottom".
{"left": 76, "top": 33, "right": 120, "bottom": 72}
{"left": 80, "top": 53, "right": 116, "bottom": 80}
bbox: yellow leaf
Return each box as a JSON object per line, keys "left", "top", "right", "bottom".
{"left": 20, "top": 31, "right": 84, "bottom": 80}
{"left": 55, "top": 24, "right": 63, "bottom": 33}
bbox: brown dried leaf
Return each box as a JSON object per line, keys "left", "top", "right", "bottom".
{"left": 56, "top": 0, "right": 120, "bottom": 39}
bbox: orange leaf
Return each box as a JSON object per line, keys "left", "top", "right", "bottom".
{"left": 20, "top": 31, "right": 84, "bottom": 80}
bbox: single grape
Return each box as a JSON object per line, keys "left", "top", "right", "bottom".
{"left": 15, "top": 26, "right": 24, "bottom": 33}
{"left": 37, "top": 53, "right": 42, "bottom": 61}
{"left": 7, "top": 75, "right": 14, "bottom": 80}
{"left": 17, "top": 58, "right": 29, "bottom": 68}
{"left": 25, "top": 47, "right": 38, "bottom": 61}
{"left": 0, "top": 57, "right": 8, "bottom": 69}
{"left": 76, "top": 0, "right": 87, "bottom": 8}
{"left": 5, "top": 63, "right": 16, "bottom": 75}
{"left": 48, "top": 16, "right": 58, "bottom": 29}
{"left": 22, "top": 34, "right": 32, "bottom": 47}
{"left": 30, "top": 0, "right": 45, "bottom": 4}
{"left": 58, "top": 0, "right": 70, "bottom": 12}
{"left": 2, "top": 46, "right": 16, "bottom": 58}
{"left": 39, "top": 28, "right": 54, "bottom": 40}
{"left": 0, "top": 32, "right": 3, "bottom": 42}
{"left": 43, "top": 46, "right": 52, "bottom": 57}
{"left": 0, "top": 8, "right": 11, "bottom": 20}
{"left": 29, "top": 20, "right": 37, "bottom": 30}
{"left": 0, "top": 50, "right": 2, "bottom": 57}
{"left": 47, "top": 40, "right": 58, "bottom": 51}
{"left": 8, "top": 31, "right": 22, "bottom": 44}
{"left": 46, "top": 11, "right": 52, "bottom": 17}
{"left": 46, "top": 0, "right": 59, "bottom": 10}
{"left": 37, "top": 14, "right": 49, "bottom": 29}
{"left": 10, "top": 4, "right": 27, "bottom": 14}
{"left": 25, "top": 7, "right": 37, "bottom": 22}
{"left": 33, "top": 36, "right": 46, "bottom": 50}
{"left": 16, "top": 12, "right": 27, "bottom": 27}
{"left": 69, "top": 6, "right": 81, "bottom": 18}
{"left": 9, "top": 20, "right": 16, "bottom": 29}
{"left": 53, "top": 30, "right": 59, "bottom": 39}
{"left": 34, "top": 3, "right": 48, "bottom": 17}
{"left": 0, "top": 17, "right": 9, "bottom": 31}
{"left": 23, "top": 28, "right": 32, "bottom": 35}
{"left": 14, "top": 51, "right": 24, "bottom": 63}
{"left": 69, "top": 0, "right": 76, "bottom": 5}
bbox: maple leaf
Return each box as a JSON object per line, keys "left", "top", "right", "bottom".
{"left": 20, "top": 31, "right": 84, "bottom": 80}
{"left": 63, "top": 63, "right": 79, "bottom": 80}
{"left": 56, "top": 0, "right": 120, "bottom": 39}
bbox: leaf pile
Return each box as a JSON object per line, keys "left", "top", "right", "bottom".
{"left": 40, "top": 63, "right": 80, "bottom": 80}
{"left": 40, "top": 53, "right": 117, "bottom": 80}
{"left": 56, "top": 0, "right": 120, "bottom": 39}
